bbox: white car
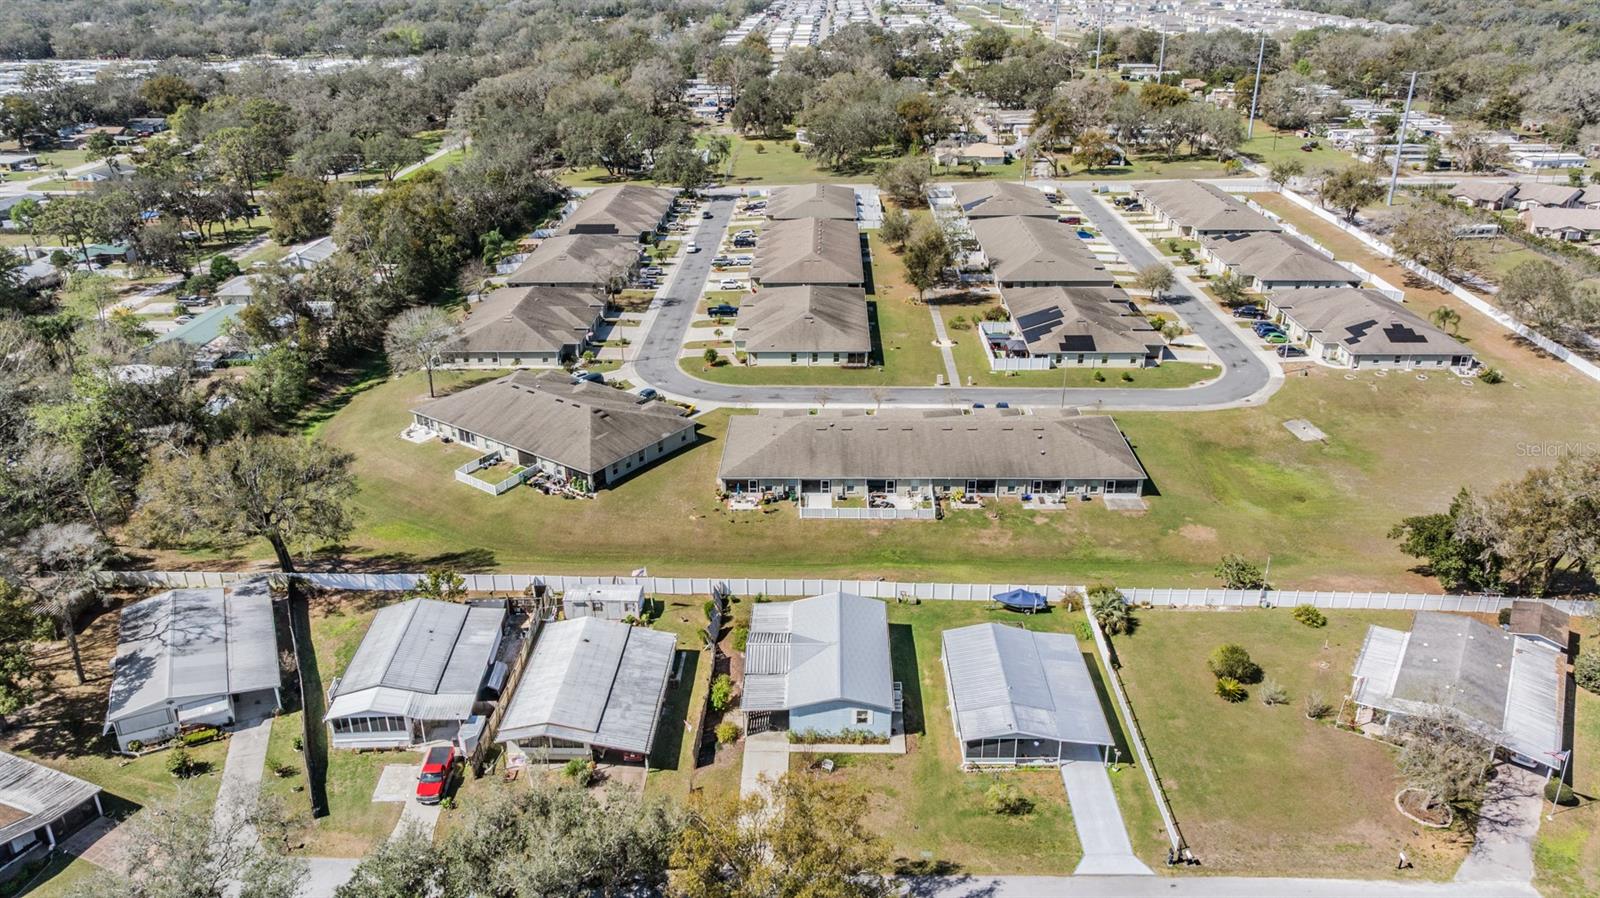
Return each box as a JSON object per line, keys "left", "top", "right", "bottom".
{"left": 685, "top": 242, "right": 700, "bottom": 253}
{"left": 718, "top": 278, "right": 742, "bottom": 290}
{"left": 732, "top": 254, "right": 754, "bottom": 265}
{"left": 173, "top": 315, "right": 194, "bottom": 325}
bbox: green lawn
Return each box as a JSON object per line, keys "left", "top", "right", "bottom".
{"left": 1240, "top": 123, "right": 1358, "bottom": 173}
{"left": 400, "top": 147, "right": 466, "bottom": 180}
{"left": 1114, "top": 608, "right": 1471, "bottom": 878}
{"left": 642, "top": 596, "right": 724, "bottom": 801}
{"left": 1531, "top": 614, "right": 1600, "bottom": 898}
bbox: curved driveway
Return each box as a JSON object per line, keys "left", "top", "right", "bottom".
{"left": 632, "top": 186, "right": 1280, "bottom": 411}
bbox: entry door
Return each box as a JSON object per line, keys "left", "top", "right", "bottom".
{"left": 820, "top": 480, "right": 831, "bottom": 493}
{"left": 966, "top": 480, "right": 977, "bottom": 494}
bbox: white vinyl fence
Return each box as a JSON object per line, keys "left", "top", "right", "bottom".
{"left": 1119, "top": 587, "right": 1594, "bottom": 617}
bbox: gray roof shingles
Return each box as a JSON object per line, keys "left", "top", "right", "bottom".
{"left": 446, "top": 287, "right": 606, "bottom": 355}
{"left": 766, "top": 184, "right": 858, "bottom": 221}
{"left": 751, "top": 218, "right": 865, "bottom": 286}
{"left": 558, "top": 185, "right": 676, "bottom": 237}
{"left": 735, "top": 285, "right": 871, "bottom": 354}
{"left": 1136, "top": 180, "right": 1281, "bottom": 234}
{"left": 1272, "top": 288, "right": 1467, "bottom": 357}
{"left": 970, "top": 216, "right": 1116, "bottom": 286}
{"left": 953, "top": 181, "right": 1057, "bottom": 218}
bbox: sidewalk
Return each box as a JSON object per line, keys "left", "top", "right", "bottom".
{"left": 212, "top": 717, "right": 273, "bottom": 838}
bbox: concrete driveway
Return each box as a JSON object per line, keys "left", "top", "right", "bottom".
{"left": 1058, "top": 747, "right": 1152, "bottom": 876}
{"left": 630, "top": 186, "right": 1280, "bottom": 411}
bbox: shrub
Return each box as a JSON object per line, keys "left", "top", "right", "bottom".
{"left": 1576, "top": 649, "right": 1600, "bottom": 695}
{"left": 787, "top": 728, "right": 889, "bottom": 745}
{"left": 985, "top": 783, "right": 1033, "bottom": 815}
{"left": 1496, "top": 607, "right": 1513, "bottom": 627}
{"left": 1074, "top": 620, "right": 1093, "bottom": 641}
{"left": 167, "top": 745, "right": 196, "bottom": 778}
{"left": 126, "top": 740, "right": 143, "bottom": 752}
{"left": 440, "top": 796, "right": 456, "bottom": 810}
{"left": 715, "top": 722, "right": 741, "bottom": 745}
{"left": 1215, "top": 553, "right": 1265, "bottom": 589}
{"left": 1087, "top": 585, "right": 1134, "bottom": 635}
{"left": 732, "top": 626, "right": 749, "bottom": 652}
{"left": 1291, "top": 604, "right": 1327, "bottom": 628}
{"left": 1208, "top": 643, "right": 1262, "bottom": 683}
{"left": 1215, "top": 677, "right": 1248, "bottom": 702}
{"left": 1304, "top": 690, "right": 1332, "bottom": 719}
{"left": 1093, "top": 370, "right": 1106, "bottom": 382}
{"left": 791, "top": 142, "right": 802, "bottom": 153}
{"left": 753, "top": 142, "right": 767, "bottom": 154}
{"left": 563, "top": 757, "right": 597, "bottom": 786}
{"left": 181, "top": 727, "right": 220, "bottom": 746}
{"left": 710, "top": 674, "right": 734, "bottom": 712}
{"left": 1260, "top": 678, "right": 1289, "bottom": 706}
{"left": 982, "top": 305, "right": 1009, "bottom": 322}
{"left": 292, "top": 735, "right": 303, "bottom": 752}
{"left": 702, "top": 599, "right": 716, "bottom": 620}
{"left": 1544, "top": 779, "right": 1579, "bottom": 807}
{"left": 1479, "top": 368, "right": 1504, "bottom": 384}
{"left": 1120, "top": 371, "right": 1133, "bottom": 382}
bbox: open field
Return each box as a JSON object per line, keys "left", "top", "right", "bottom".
{"left": 1531, "top": 615, "right": 1600, "bottom": 898}
{"left": 1240, "top": 124, "right": 1358, "bottom": 173}
{"left": 1114, "top": 608, "right": 1471, "bottom": 878}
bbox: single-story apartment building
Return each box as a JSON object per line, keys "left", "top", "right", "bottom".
{"left": 717, "top": 410, "right": 1148, "bottom": 500}
{"left": 498, "top": 616, "right": 676, "bottom": 761}
{"left": 935, "top": 141, "right": 1008, "bottom": 167}
{"left": 970, "top": 216, "right": 1115, "bottom": 289}
{"left": 1134, "top": 180, "right": 1282, "bottom": 237}
{"left": 733, "top": 285, "right": 871, "bottom": 367}
{"left": 1512, "top": 183, "right": 1582, "bottom": 210}
{"left": 1201, "top": 231, "right": 1363, "bottom": 292}
{"left": 411, "top": 370, "right": 698, "bottom": 491}
{"left": 562, "top": 584, "right": 646, "bottom": 621}
{"left": 952, "top": 181, "right": 1056, "bottom": 219}
{"left": 324, "top": 598, "right": 508, "bottom": 749}
{"left": 751, "top": 217, "right": 865, "bottom": 288}
{"left": 283, "top": 236, "right": 337, "bottom": 270}
{"left": 765, "top": 183, "right": 858, "bottom": 221}
{"left": 1581, "top": 187, "right": 1600, "bottom": 209}
{"left": 215, "top": 273, "right": 263, "bottom": 303}
{"left": 558, "top": 185, "right": 677, "bottom": 241}
{"left": 103, "top": 582, "right": 282, "bottom": 752}
{"left": 942, "top": 623, "right": 1115, "bottom": 766}
{"left": 1521, "top": 206, "right": 1600, "bottom": 241}
{"left": 742, "top": 592, "right": 896, "bottom": 738}
{"left": 1351, "top": 611, "right": 1564, "bottom": 771}
{"left": 1447, "top": 181, "right": 1518, "bottom": 211}
{"left": 440, "top": 287, "right": 607, "bottom": 368}
{"left": 0, "top": 153, "right": 38, "bottom": 172}
{"left": 992, "top": 286, "right": 1161, "bottom": 367}
{"left": 1266, "top": 288, "right": 1473, "bottom": 370}
{"left": 154, "top": 303, "right": 246, "bottom": 369}
{"left": 0, "top": 753, "right": 103, "bottom": 881}
{"left": 505, "top": 234, "right": 642, "bottom": 291}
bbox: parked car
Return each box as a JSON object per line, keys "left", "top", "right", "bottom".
{"left": 173, "top": 315, "right": 194, "bottom": 325}
{"left": 971, "top": 402, "right": 985, "bottom": 409}
{"left": 1264, "top": 332, "right": 1289, "bottom": 344}
{"left": 1251, "top": 321, "right": 1282, "bottom": 336}
{"left": 702, "top": 210, "right": 713, "bottom": 219}
{"left": 711, "top": 256, "right": 733, "bottom": 267}
{"left": 732, "top": 237, "right": 756, "bottom": 248}
{"left": 1058, "top": 215, "right": 1081, "bottom": 225}
{"left": 685, "top": 242, "right": 700, "bottom": 253}
{"left": 706, "top": 303, "right": 739, "bottom": 317}
{"left": 718, "top": 278, "right": 742, "bottom": 290}
{"left": 1276, "top": 345, "right": 1306, "bottom": 358}
{"left": 1232, "top": 305, "right": 1264, "bottom": 319}
{"left": 636, "top": 387, "right": 660, "bottom": 401}
{"left": 574, "top": 371, "right": 605, "bottom": 384}
{"left": 995, "top": 402, "right": 1010, "bottom": 409}
{"left": 732, "top": 254, "right": 754, "bottom": 265}
{"left": 416, "top": 745, "right": 458, "bottom": 805}
{"left": 640, "top": 266, "right": 664, "bottom": 277}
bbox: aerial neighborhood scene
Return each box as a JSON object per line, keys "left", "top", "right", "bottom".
{"left": 2, "top": 0, "right": 1600, "bottom": 896}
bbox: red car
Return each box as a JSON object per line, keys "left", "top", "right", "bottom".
{"left": 416, "top": 745, "right": 458, "bottom": 804}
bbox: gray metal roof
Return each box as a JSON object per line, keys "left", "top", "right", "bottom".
{"left": 751, "top": 218, "right": 865, "bottom": 286}
{"left": 1002, "top": 286, "right": 1158, "bottom": 356}
{"left": 1203, "top": 232, "right": 1362, "bottom": 286}
{"left": 953, "top": 181, "right": 1057, "bottom": 218}
{"left": 742, "top": 593, "right": 894, "bottom": 713}
{"left": 506, "top": 234, "right": 641, "bottom": 288}
{"left": 1351, "top": 612, "right": 1563, "bottom": 761}
{"left": 970, "top": 217, "right": 1115, "bottom": 286}
{"left": 105, "top": 585, "right": 280, "bottom": 725}
{"left": 498, "top": 618, "right": 676, "bottom": 754}
{"left": 1270, "top": 288, "right": 1467, "bottom": 357}
{"left": 1135, "top": 181, "right": 1281, "bottom": 234}
{"left": 767, "top": 184, "right": 857, "bottom": 221}
{"left": 0, "top": 752, "right": 100, "bottom": 846}
{"left": 412, "top": 370, "right": 695, "bottom": 476}
{"left": 446, "top": 287, "right": 606, "bottom": 355}
{"left": 559, "top": 186, "right": 676, "bottom": 237}
{"left": 326, "top": 599, "right": 505, "bottom": 723}
{"left": 734, "top": 285, "right": 871, "bottom": 354}
{"left": 718, "top": 410, "right": 1147, "bottom": 483}
{"left": 942, "top": 623, "right": 1113, "bottom": 746}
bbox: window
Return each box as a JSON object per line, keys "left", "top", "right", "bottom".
{"left": 854, "top": 709, "right": 870, "bottom": 725}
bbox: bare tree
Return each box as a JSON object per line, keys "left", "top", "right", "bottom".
{"left": 383, "top": 306, "right": 460, "bottom": 398}
{"left": 1390, "top": 709, "right": 1496, "bottom": 815}
{"left": 1133, "top": 263, "right": 1176, "bottom": 301}
{"left": 11, "top": 523, "right": 110, "bottom": 684}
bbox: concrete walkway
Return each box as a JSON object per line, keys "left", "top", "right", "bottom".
{"left": 927, "top": 306, "right": 961, "bottom": 386}
{"left": 739, "top": 730, "right": 790, "bottom": 799}
{"left": 57, "top": 815, "right": 132, "bottom": 875}
{"left": 1059, "top": 756, "right": 1153, "bottom": 876}
{"left": 1454, "top": 764, "right": 1544, "bottom": 884}
{"left": 212, "top": 717, "right": 274, "bottom": 837}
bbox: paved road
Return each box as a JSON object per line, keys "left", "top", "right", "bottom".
{"left": 631, "top": 188, "right": 1279, "bottom": 411}
{"left": 902, "top": 875, "right": 1538, "bottom": 897}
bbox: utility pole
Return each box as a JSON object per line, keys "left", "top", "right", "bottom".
{"left": 1246, "top": 31, "right": 1266, "bottom": 140}
{"left": 1093, "top": 15, "right": 1104, "bottom": 71}
{"left": 1155, "top": 31, "right": 1167, "bottom": 82}
{"left": 1386, "top": 71, "right": 1418, "bottom": 206}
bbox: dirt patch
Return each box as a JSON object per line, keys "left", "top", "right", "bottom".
{"left": 1397, "top": 788, "right": 1453, "bottom": 828}
{"left": 1178, "top": 523, "right": 1217, "bottom": 543}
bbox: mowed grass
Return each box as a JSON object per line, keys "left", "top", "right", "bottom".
{"left": 1240, "top": 123, "right": 1359, "bottom": 173}
{"left": 782, "top": 599, "right": 1165, "bottom": 875}
{"left": 1114, "top": 608, "right": 1471, "bottom": 878}
{"left": 1532, "top": 615, "right": 1600, "bottom": 898}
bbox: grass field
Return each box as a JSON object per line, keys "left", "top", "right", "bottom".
{"left": 1240, "top": 124, "right": 1358, "bottom": 173}
{"left": 1531, "top": 615, "right": 1600, "bottom": 898}
{"left": 1114, "top": 608, "right": 1472, "bottom": 878}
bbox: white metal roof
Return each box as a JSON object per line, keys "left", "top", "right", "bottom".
{"left": 0, "top": 752, "right": 101, "bottom": 846}
{"left": 741, "top": 592, "right": 894, "bottom": 713}
{"left": 104, "top": 583, "right": 280, "bottom": 726}
{"left": 497, "top": 618, "right": 676, "bottom": 754}
{"left": 942, "top": 623, "right": 1113, "bottom": 747}
{"left": 325, "top": 599, "right": 505, "bottom": 724}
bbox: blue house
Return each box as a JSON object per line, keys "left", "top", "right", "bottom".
{"left": 741, "top": 592, "right": 897, "bottom": 738}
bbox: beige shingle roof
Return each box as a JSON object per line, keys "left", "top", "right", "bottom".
{"left": 1271, "top": 288, "right": 1468, "bottom": 357}
{"left": 735, "top": 285, "right": 871, "bottom": 354}
{"left": 1513, "top": 183, "right": 1581, "bottom": 208}
{"left": 952, "top": 181, "right": 1057, "bottom": 218}
{"left": 718, "top": 411, "right": 1147, "bottom": 482}
{"left": 971, "top": 216, "right": 1115, "bottom": 285}
{"left": 1136, "top": 180, "right": 1281, "bottom": 233}
{"left": 558, "top": 185, "right": 676, "bottom": 237}
{"left": 1522, "top": 206, "right": 1600, "bottom": 233}
{"left": 412, "top": 371, "right": 694, "bottom": 475}
{"left": 752, "top": 218, "right": 865, "bottom": 286}
{"left": 766, "top": 184, "right": 857, "bottom": 220}
{"left": 446, "top": 287, "right": 606, "bottom": 355}
{"left": 1002, "top": 286, "right": 1157, "bottom": 356}
{"left": 506, "top": 235, "right": 640, "bottom": 288}
{"left": 1204, "top": 232, "right": 1362, "bottom": 286}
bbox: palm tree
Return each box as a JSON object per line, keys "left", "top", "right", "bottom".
{"left": 1089, "top": 587, "right": 1134, "bottom": 635}
{"left": 13, "top": 524, "right": 111, "bottom": 684}
{"left": 1430, "top": 306, "right": 1461, "bottom": 335}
